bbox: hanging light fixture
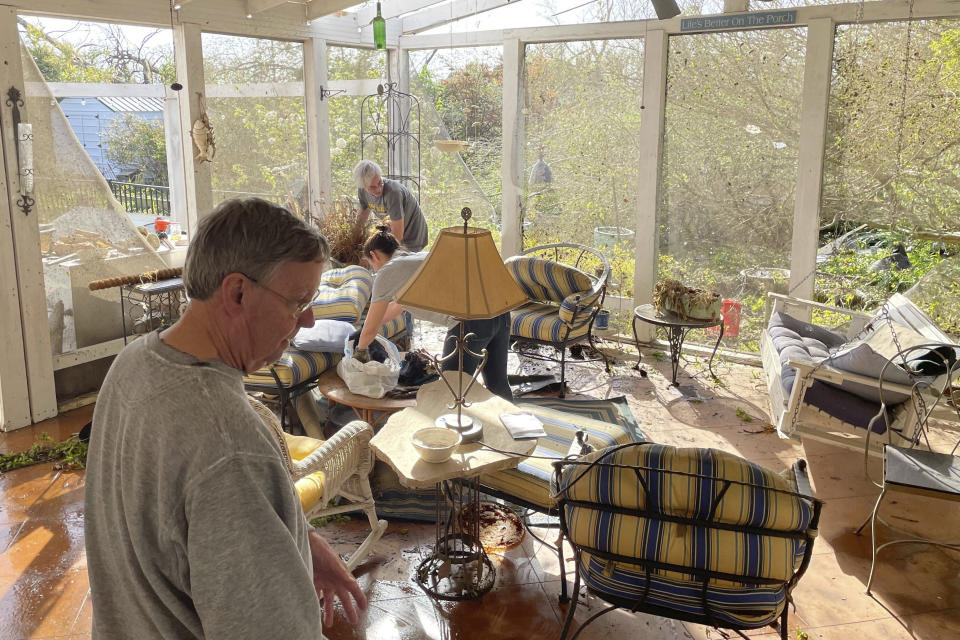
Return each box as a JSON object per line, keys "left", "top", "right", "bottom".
{"left": 373, "top": 2, "right": 386, "bottom": 50}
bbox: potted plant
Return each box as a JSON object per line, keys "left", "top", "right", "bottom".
{"left": 654, "top": 279, "right": 722, "bottom": 321}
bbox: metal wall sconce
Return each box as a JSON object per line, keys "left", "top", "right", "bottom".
{"left": 5, "top": 87, "right": 35, "bottom": 216}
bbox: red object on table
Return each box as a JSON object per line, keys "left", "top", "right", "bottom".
{"left": 720, "top": 299, "right": 741, "bottom": 337}
{"left": 707, "top": 299, "right": 742, "bottom": 337}
{"left": 154, "top": 217, "right": 170, "bottom": 232}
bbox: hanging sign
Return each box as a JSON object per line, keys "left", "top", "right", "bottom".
{"left": 680, "top": 10, "right": 797, "bottom": 32}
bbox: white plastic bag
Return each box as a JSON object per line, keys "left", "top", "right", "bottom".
{"left": 336, "top": 334, "right": 402, "bottom": 398}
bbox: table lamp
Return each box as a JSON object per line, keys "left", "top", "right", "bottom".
{"left": 396, "top": 207, "right": 528, "bottom": 442}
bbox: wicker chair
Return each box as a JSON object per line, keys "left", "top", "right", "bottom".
{"left": 505, "top": 243, "right": 611, "bottom": 398}
{"left": 249, "top": 397, "right": 387, "bottom": 571}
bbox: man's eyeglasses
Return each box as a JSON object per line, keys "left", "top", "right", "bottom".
{"left": 242, "top": 273, "right": 317, "bottom": 319}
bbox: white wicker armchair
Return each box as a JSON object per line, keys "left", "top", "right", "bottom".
{"left": 249, "top": 397, "right": 388, "bottom": 571}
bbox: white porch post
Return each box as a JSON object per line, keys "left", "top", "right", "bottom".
{"left": 500, "top": 37, "right": 523, "bottom": 257}
{"left": 633, "top": 28, "right": 668, "bottom": 343}
{"left": 790, "top": 18, "right": 835, "bottom": 305}
{"left": 0, "top": 6, "right": 58, "bottom": 427}
{"left": 173, "top": 22, "right": 213, "bottom": 228}
{"left": 304, "top": 37, "right": 332, "bottom": 219}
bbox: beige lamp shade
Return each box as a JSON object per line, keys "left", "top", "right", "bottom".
{"left": 396, "top": 226, "right": 528, "bottom": 319}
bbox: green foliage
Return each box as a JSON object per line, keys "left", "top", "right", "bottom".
{"left": 103, "top": 114, "right": 168, "bottom": 185}
{"left": 735, "top": 408, "right": 753, "bottom": 423}
{"left": 310, "top": 514, "right": 351, "bottom": 527}
{"left": 0, "top": 433, "right": 88, "bottom": 473}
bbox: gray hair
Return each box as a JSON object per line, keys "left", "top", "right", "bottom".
{"left": 353, "top": 160, "right": 382, "bottom": 189}
{"left": 184, "top": 198, "right": 329, "bottom": 300}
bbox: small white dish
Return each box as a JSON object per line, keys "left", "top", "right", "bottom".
{"left": 411, "top": 427, "right": 462, "bottom": 463}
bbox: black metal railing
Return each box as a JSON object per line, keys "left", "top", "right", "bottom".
{"left": 108, "top": 180, "right": 171, "bottom": 215}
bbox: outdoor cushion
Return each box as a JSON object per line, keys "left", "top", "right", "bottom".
{"left": 292, "top": 319, "right": 356, "bottom": 352}
{"left": 480, "top": 405, "right": 640, "bottom": 510}
{"left": 312, "top": 265, "right": 373, "bottom": 323}
{"left": 283, "top": 433, "right": 326, "bottom": 512}
{"left": 823, "top": 320, "right": 935, "bottom": 403}
{"left": 767, "top": 311, "right": 845, "bottom": 397}
{"left": 505, "top": 255, "right": 594, "bottom": 305}
{"left": 510, "top": 302, "right": 593, "bottom": 343}
{"left": 558, "top": 443, "right": 816, "bottom": 628}
{"left": 243, "top": 348, "right": 338, "bottom": 388}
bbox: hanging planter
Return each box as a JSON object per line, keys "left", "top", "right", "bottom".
{"left": 433, "top": 139, "right": 470, "bottom": 152}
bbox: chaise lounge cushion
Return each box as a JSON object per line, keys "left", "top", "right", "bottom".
{"left": 558, "top": 443, "right": 817, "bottom": 627}
{"left": 480, "top": 404, "right": 641, "bottom": 510}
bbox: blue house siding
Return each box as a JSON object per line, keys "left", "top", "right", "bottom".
{"left": 59, "top": 97, "right": 163, "bottom": 181}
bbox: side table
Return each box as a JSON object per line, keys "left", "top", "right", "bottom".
{"left": 315, "top": 368, "right": 416, "bottom": 428}
{"left": 369, "top": 374, "right": 536, "bottom": 600}
{"left": 120, "top": 277, "right": 187, "bottom": 343}
{"left": 632, "top": 303, "right": 724, "bottom": 386}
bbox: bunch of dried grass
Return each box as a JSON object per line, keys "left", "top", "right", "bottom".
{"left": 654, "top": 279, "right": 721, "bottom": 321}
{"left": 315, "top": 197, "right": 367, "bottom": 266}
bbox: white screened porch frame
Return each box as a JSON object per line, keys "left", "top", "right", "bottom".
{"left": 2, "top": 0, "right": 960, "bottom": 426}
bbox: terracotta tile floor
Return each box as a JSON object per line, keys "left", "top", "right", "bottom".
{"left": 2, "top": 342, "right": 959, "bottom": 639}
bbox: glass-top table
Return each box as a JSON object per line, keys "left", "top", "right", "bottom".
{"left": 632, "top": 303, "right": 724, "bottom": 386}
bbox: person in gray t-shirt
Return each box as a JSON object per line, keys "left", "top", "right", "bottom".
{"left": 85, "top": 198, "right": 366, "bottom": 640}
{"left": 354, "top": 160, "right": 428, "bottom": 252}
{"left": 352, "top": 226, "right": 513, "bottom": 400}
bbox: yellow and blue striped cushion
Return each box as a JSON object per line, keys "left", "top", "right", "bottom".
{"left": 283, "top": 433, "right": 327, "bottom": 512}
{"left": 312, "top": 265, "right": 373, "bottom": 323}
{"left": 510, "top": 302, "right": 592, "bottom": 342}
{"left": 378, "top": 314, "right": 407, "bottom": 340}
{"left": 243, "top": 349, "right": 339, "bottom": 388}
{"left": 505, "top": 256, "right": 594, "bottom": 304}
{"left": 558, "top": 443, "right": 816, "bottom": 627}
{"left": 480, "top": 405, "right": 638, "bottom": 510}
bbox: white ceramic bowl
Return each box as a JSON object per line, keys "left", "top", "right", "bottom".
{"left": 411, "top": 427, "right": 462, "bottom": 463}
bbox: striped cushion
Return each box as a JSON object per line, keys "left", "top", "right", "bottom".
{"left": 511, "top": 302, "right": 592, "bottom": 343}
{"left": 505, "top": 256, "right": 595, "bottom": 304}
{"left": 480, "top": 405, "right": 639, "bottom": 510}
{"left": 312, "top": 265, "right": 373, "bottom": 323}
{"left": 243, "top": 349, "right": 339, "bottom": 388}
{"left": 558, "top": 443, "right": 816, "bottom": 627}
{"left": 378, "top": 314, "right": 407, "bottom": 340}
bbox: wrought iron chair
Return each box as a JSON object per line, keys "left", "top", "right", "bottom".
{"left": 249, "top": 397, "right": 388, "bottom": 571}
{"left": 505, "top": 243, "right": 611, "bottom": 398}
{"left": 553, "top": 443, "right": 822, "bottom": 640}
{"left": 855, "top": 342, "right": 960, "bottom": 593}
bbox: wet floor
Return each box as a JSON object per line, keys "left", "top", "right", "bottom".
{"left": 1, "top": 345, "right": 959, "bottom": 639}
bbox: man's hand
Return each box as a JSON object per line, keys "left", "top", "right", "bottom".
{"left": 308, "top": 531, "right": 367, "bottom": 627}
{"left": 354, "top": 348, "right": 371, "bottom": 364}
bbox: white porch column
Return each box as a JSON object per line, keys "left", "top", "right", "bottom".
{"left": 304, "top": 37, "right": 332, "bottom": 219}
{"left": 633, "top": 28, "right": 668, "bottom": 342}
{"left": 790, "top": 18, "right": 835, "bottom": 304}
{"left": 173, "top": 22, "right": 213, "bottom": 228}
{"left": 500, "top": 37, "right": 523, "bottom": 257}
{"left": 0, "top": 6, "right": 57, "bottom": 426}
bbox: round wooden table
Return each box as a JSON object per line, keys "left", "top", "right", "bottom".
{"left": 315, "top": 368, "right": 416, "bottom": 428}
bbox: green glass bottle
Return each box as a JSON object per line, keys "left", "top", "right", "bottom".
{"left": 373, "top": 2, "right": 386, "bottom": 50}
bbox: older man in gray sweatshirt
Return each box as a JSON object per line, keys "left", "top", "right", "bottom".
{"left": 84, "top": 198, "right": 366, "bottom": 639}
